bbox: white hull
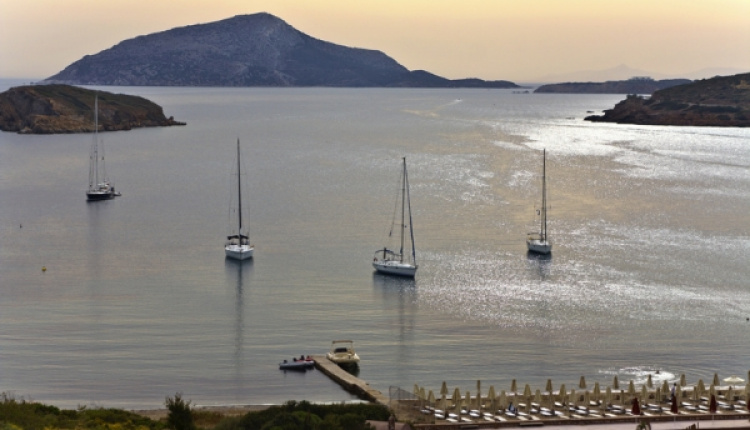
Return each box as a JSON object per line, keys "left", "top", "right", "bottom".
{"left": 527, "top": 238, "right": 552, "bottom": 254}
{"left": 326, "top": 352, "right": 360, "bottom": 364}
{"left": 225, "top": 245, "right": 254, "bottom": 260}
{"left": 372, "top": 260, "right": 417, "bottom": 277}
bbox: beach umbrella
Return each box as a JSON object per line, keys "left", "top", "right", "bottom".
{"left": 475, "top": 391, "right": 482, "bottom": 410}
{"left": 613, "top": 375, "right": 619, "bottom": 390}
{"left": 453, "top": 387, "right": 461, "bottom": 409}
{"left": 584, "top": 391, "right": 590, "bottom": 407}
{"left": 510, "top": 379, "right": 517, "bottom": 394}
{"left": 441, "top": 381, "right": 448, "bottom": 397}
{"left": 558, "top": 384, "right": 567, "bottom": 404}
{"left": 488, "top": 385, "right": 496, "bottom": 402}
{"left": 723, "top": 375, "right": 745, "bottom": 388}
{"left": 579, "top": 376, "right": 587, "bottom": 389}
{"left": 524, "top": 384, "right": 532, "bottom": 399}
{"left": 661, "top": 380, "right": 670, "bottom": 395}
{"left": 655, "top": 387, "right": 661, "bottom": 404}
{"left": 428, "top": 390, "right": 435, "bottom": 406}
{"left": 680, "top": 374, "right": 686, "bottom": 387}
{"left": 490, "top": 390, "right": 498, "bottom": 413}
{"left": 593, "top": 382, "right": 601, "bottom": 402}
{"left": 640, "top": 385, "right": 648, "bottom": 403}
{"left": 632, "top": 397, "right": 641, "bottom": 415}
{"left": 465, "top": 391, "right": 472, "bottom": 410}
{"left": 605, "top": 386, "right": 612, "bottom": 406}
{"left": 414, "top": 384, "right": 420, "bottom": 396}
{"left": 697, "top": 379, "right": 705, "bottom": 396}
{"left": 570, "top": 389, "right": 577, "bottom": 406}
{"left": 477, "top": 380, "right": 482, "bottom": 400}
{"left": 499, "top": 391, "right": 507, "bottom": 411}
{"left": 534, "top": 389, "right": 542, "bottom": 404}
{"left": 726, "top": 387, "right": 734, "bottom": 405}
{"left": 628, "top": 380, "right": 636, "bottom": 396}
{"left": 620, "top": 390, "right": 626, "bottom": 407}
{"left": 440, "top": 393, "right": 447, "bottom": 410}
{"left": 709, "top": 384, "right": 716, "bottom": 397}
{"left": 647, "top": 374, "right": 653, "bottom": 388}
{"left": 545, "top": 379, "right": 553, "bottom": 393}
{"left": 712, "top": 373, "right": 720, "bottom": 387}
{"left": 419, "top": 386, "right": 426, "bottom": 400}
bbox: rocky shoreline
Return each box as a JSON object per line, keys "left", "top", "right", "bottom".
{"left": 0, "top": 84, "right": 185, "bottom": 134}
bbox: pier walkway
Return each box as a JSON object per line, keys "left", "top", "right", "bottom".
{"left": 310, "top": 355, "right": 389, "bottom": 406}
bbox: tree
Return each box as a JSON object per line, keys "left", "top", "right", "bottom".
{"left": 165, "top": 392, "right": 196, "bottom": 430}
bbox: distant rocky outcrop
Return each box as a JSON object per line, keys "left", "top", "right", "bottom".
{"left": 0, "top": 84, "right": 185, "bottom": 134}
{"left": 45, "top": 13, "right": 519, "bottom": 89}
{"left": 534, "top": 77, "right": 691, "bottom": 94}
{"left": 584, "top": 73, "right": 750, "bottom": 127}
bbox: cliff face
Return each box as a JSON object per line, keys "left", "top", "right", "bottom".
{"left": 45, "top": 13, "right": 518, "bottom": 88}
{"left": 534, "top": 79, "right": 691, "bottom": 94}
{"left": 0, "top": 84, "right": 185, "bottom": 134}
{"left": 584, "top": 73, "right": 750, "bottom": 127}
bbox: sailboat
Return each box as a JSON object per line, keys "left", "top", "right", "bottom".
{"left": 527, "top": 149, "right": 552, "bottom": 254}
{"left": 225, "top": 139, "right": 254, "bottom": 260}
{"left": 86, "top": 95, "right": 119, "bottom": 201}
{"left": 373, "top": 157, "right": 417, "bottom": 277}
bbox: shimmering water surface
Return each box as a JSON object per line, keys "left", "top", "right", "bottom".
{"left": 1, "top": 82, "right": 749, "bottom": 409}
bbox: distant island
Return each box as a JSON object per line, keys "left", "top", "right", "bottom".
{"left": 0, "top": 84, "right": 185, "bottom": 134}
{"left": 585, "top": 72, "right": 750, "bottom": 127}
{"left": 44, "top": 13, "right": 519, "bottom": 89}
{"left": 534, "top": 77, "right": 691, "bottom": 94}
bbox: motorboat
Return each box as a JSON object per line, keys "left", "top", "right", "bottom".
{"left": 326, "top": 340, "right": 360, "bottom": 364}
{"left": 279, "top": 356, "right": 314, "bottom": 371}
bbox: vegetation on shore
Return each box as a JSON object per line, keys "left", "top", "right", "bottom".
{"left": 0, "top": 84, "right": 185, "bottom": 134}
{"left": 584, "top": 72, "right": 750, "bottom": 126}
{"left": 0, "top": 393, "right": 390, "bottom": 430}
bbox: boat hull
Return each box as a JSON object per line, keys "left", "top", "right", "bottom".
{"left": 86, "top": 190, "right": 114, "bottom": 201}
{"left": 225, "top": 245, "right": 254, "bottom": 260}
{"left": 372, "top": 260, "right": 417, "bottom": 277}
{"left": 526, "top": 238, "right": 552, "bottom": 254}
{"left": 326, "top": 352, "right": 360, "bottom": 364}
{"left": 279, "top": 360, "right": 314, "bottom": 371}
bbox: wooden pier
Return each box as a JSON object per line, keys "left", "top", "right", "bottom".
{"left": 310, "top": 355, "right": 389, "bottom": 406}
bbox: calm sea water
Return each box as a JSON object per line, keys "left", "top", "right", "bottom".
{"left": 1, "top": 81, "right": 749, "bottom": 410}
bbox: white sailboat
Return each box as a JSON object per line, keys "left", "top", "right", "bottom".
{"left": 225, "top": 139, "right": 254, "bottom": 260}
{"left": 86, "top": 95, "right": 119, "bottom": 201}
{"left": 527, "top": 149, "right": 552, "bottom": 254}
{"left": 373, "top": 157, "right": 417, "bottom": 277}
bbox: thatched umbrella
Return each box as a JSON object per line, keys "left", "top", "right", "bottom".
{"left": 441, "top": 381, "right": 449, "bottom": 397}
{"left": 640, "top": 385, "right": 648, "bottom": 403}
{"left": 712, "top": 373, "right": 720, "bottom": 387}
{"left": 726, "top": 386, "right": 734, "bottom": 406}
{"left": 510, "top": 379, "right": 517, "bottom": 394}
{"left": 655, "top": 387, "right": 661, "bottom": 404}
{"left": 680, "top": 374, "right": 687, "bottom": 387}
{"left": 570, "top": 389, "right": 577, "bottom": 407}
{"left": 628, "top": 380, "right": 636, "bottom": 397}
{"left": 488, "top": 385, "right": 496, "bottom": 403}
{"left": 414, "top": 384, "right": 420, "bottom": 396}
{"left": 428, "top": 390, "right": 435, "bottom": 406}
{"left": 647, "top": 374, "right": 653, "bottom": 388}
{"left": 524, "top": 384, "right": 532, "bottom": 399}
{"left": 489, "top": 388, "right": 498, "bottom": 413}
{"left": 475, "top": 391, "right": 482, "bottom": 411}
{"left": 584, "top": 391, "right": 591, "bottom": 407}
{"left": 613, "top": 375, "right": 619, "bottom": 390}
{"left": 661, "top": 380, "right": 670, "bottom": 395}
{"left": 465, "top": 391, "right": 472, "bottom": 410}
{"left": 697, "top": 379, "right": 706, "bottom": 396}
{"left": 709, "top": 384, "right": 716, "bottom": 397}
{"left": 477, "top": 380, "right": 482, "bottom": 402}
{"left": 558, "top": 384, "right": 567, "bottom": 405}
{"left": 499, "top": 391, "right": 508, "bottom": 411}
{"left": 534, "top": 389, "right": 542, "bottom": 408}
{"left": 545, "top": 379, "right": 553, "bottom": 394}
{"left": 605, "top": 386, "right": 612, "bottom": 406}
{"left": 579, "top": 376, "right": 587, "bottom": 389}
{"left": 440, "top": 393, "right": 447, "bottom": 410}
{"left": 453, "top": 387, "right": 462, "bottom": 411}
{"left": 593, "top": 382, "right": 601, "bottom": 403}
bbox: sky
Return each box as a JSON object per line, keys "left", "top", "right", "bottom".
{"left": 1, "top": 0, "right": 749, "bottom": 82}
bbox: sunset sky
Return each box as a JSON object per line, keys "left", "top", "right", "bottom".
{"left": 1, "top": 0, "right": 749, "bottom": 82}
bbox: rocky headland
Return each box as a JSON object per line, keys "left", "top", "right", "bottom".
{"left": 44, "top": 13, "right": 518, "bottom": 89}
{"left": 584, "top": 73, "right": 750, "bottom": 127}
{"left": 0, "top": 84, "right": 185, "bottom": 134}
{"left": 534, "top": 77, "right": 691, "bottom": 94}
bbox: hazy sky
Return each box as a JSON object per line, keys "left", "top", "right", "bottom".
{"left": 1, "top": 0, "right": 749, "bottom": 81}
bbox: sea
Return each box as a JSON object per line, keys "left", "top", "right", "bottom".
{"left": 1, "top": 79, "right": 749, "bottom": 410}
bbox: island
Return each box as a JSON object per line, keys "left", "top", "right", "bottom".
{"left": 534, "top": 77, "right": 691, "bottom": 94}
{"left": 0, "top": 84, "right": 185, "bottom": 134}
{"left": 584, "top": 72, "right": 750, "bottom": 127}
{"left": 44, "top": 13, "right": 519, "bottom": 89}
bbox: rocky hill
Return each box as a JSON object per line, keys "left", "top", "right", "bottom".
{"left": 0, "top": 84, "right": 185, "bottom": 134}
{"left": 45, "top": 13, "right": 518, "bottom": 89}
{"left": 534, "top": 78, "right": 691, "bottom": 94}
{"left": 584, "top": 73, "right": 750, "bottom": 127}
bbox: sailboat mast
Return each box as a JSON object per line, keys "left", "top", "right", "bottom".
{"left": 236, "top": 139, "right": 242, "bottom": 234}
{"left": 93, "top": 95, "right": 99, "bottom": 187}
{"left": 541, "top": 149, "right": 547, "bottom": 241}
{"left": 400, "top": 157, "right": 406, "bottom": 262}
{"left": 405, "top": 158, "right": 417, "bottom": 265}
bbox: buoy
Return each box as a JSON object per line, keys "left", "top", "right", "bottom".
{"left": 42, "top": 266, "right": 46, "bottom": 272}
